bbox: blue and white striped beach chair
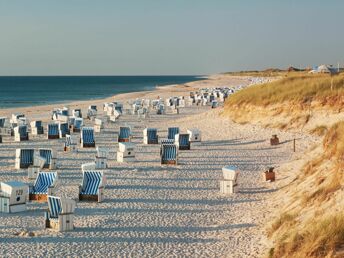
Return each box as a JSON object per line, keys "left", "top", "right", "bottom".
{"left": 15, "top": 148, "right": 35, "bottom": 169}
{"left": 45, "top": 195, "right": 76, "bottom": 231}
{"left": 58, "top": 122, "right": 70, "bottom": 138}
{"left": 160, "top": 143, "right": 178, "bottom": 165}
{"left": 64, "top": 134, "right": 77, "bottom": 152}
{"left": 73, "top": 118, "right": 83, "bottom": 132}
{"left": 30, "top": 120, "right": 44, "bottom": 135}
{"left": 29, "top": 171, "right": 58, "bottom": 202}
{"left": 81, "top": 127, "right": 95, "bottom": 148}
{"left": 118, "top": 126, "right": 131, "bottom": 142}
{"left": 14, "top": 125, "right": 29, "bottom": 142}
{"left": 79, "top": 171, "right": 105, "bottom": 202}
{"left": 47, "top": 123, "right": 59, "bottom": 139}
{"left": 168, "top": 127, "right": 179, "bottom": 140}
{"left": 0, "top": 117, "right": 6, "bottom": 128}
{"left": 39, "top": 149, "right": 56, "bottom": 169}
{"left": 175, "top": 133, "right": 191, "bottom": 150}
{"left": 143, "top": 128, "right": 158, "bottom": 144}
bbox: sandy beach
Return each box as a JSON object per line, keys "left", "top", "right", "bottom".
{"left": 0, "top": 75, "right": 317, "bottom": 257}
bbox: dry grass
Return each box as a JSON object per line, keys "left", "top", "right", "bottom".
{"left": 226, "top": 73, "right": 344, "bottom": 108}
{"left": 269, "top": 123, "right": 344, "bottom": 258}
{"left": 270, "top": 213, "right": 344, "bottom": 258}
{"left": 268, "top": 213, "right": 297, "bottom": 236}
{"left": 323, "top": 122, "right": 344, "bottom": 164}
{"left": 310, "top": 125, "right": 328, "bottom": 136}
{"left": 224, "top": 68, "right": 288, "bottom": 77}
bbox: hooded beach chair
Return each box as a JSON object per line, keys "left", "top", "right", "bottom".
{"left": 118, "top": 126, "right": 131, "bottom": 142}
{"left": 72, "top": 118, "right": 83, "bottom": 132}
{"left": 81, "top": 127, "right": 95, "bottom": 148}
{"left": 187, "top": 128, "right": 201, "bottom": 143}
{"left": 47, "top": 123, "right": 59, "bottom": 139}
{"left": 64, "top": 134, "right": 77, "bottom": 152}
{"left": 0, "top": 181, "right": 29, "bottom": 213}
{"left": 211, "top": 100, "right": 218, "bottom": 108}
{"left": 15, "top": 148, "right": 35, "bottom": 169}
{"left": 39, "top": 149, "right": 57, "bottom": 169}
{"left": 30, "top": 120, "right": 44, "bottom": 135}
{"left": 168, "top": 127, "right": 179, "bottom": 140}
{"left": 45, "top": 195, "right": 76, "bottom": 232}
{"left": 94, "top": 118, "right": 103, "bottom": 133}
{"left": 14, "top": 125, "right": 29, "bottom": 142}
{"left": 143, "top": 128, "right": 158, "bottom": 144}
{"left": 157, "top": 104, "right": 165, "bottom": 115}
{"left": 95, "top": 147, "right": 108, "bottom": 169}
{"left": 87, "top": 105, "right": 97, "bottom": 120}
{"left": 29, "top": 171, "right": 58, "bottom": 202}
{"left": 160, "top": 143, "right": 178, "bottom": 165}
{"left": 72, "top": 109, "right": 82, "bottom": 118}
{"left": 28, "top": 154, "right": 46, "bottom": 179}
{"left": 58, "top": 122, "right": 70, "bottom": 138}
{"left": 79, "top": 171, "right": 105, "bottom": 202}
{"left": 220, "top": 166, "right": 239, "bottom": 194}
{"left": 0, "top": 117, "right": 6, "bottom": 128}
{"left": 175, "top": 133, "right": 190, "bottom": 150}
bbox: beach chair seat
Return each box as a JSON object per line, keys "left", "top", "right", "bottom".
{"left": 87, "top": 105, "right": 97, "bottom": 120}
{"left": 29, "top": 172, "right": 58, "bottom": 202}
{"left": 220, "top": 166, "right": 239, "bottom": 194}
{"left": 0, "top": 181, "right": 28, "bottom": 213}
{"left": 14, "top": 125, "right": 29, "bottom": 142}
{"left": 30, "top": 120, "right": 44, "bottom": 135}
{"left": 117, "top": 142, "right": 135, "bottom": 162}
{"left": 45, "top": 195, "right": 76, "bottom": 232}
{"left": 143, "top": 128, "right": 158, "bottom": 144}
{"left": 28, "top": 154, "right": 46, "bottom": 179}
{"left": 95, "top": 147, "right": 108, "bottom": 169}
{"left": 64, "top": 134, "right": 77, "bottom": 152}
{"left": 59, "top": 122, "right": 70, "bottom": 138}
{"left": 39, "top": 149, "right": 57, "bottom": 169}
{"left": 211, "top": 100, "right": 218, "bottom": 108}
{"left": 161, "top": 143, "right": 178, "bottom": 165}
{"left": 187, "top": 128, "right": 201, "bottom": 143}
{"left": 15, "top": 148, "right": 35, "bottom": 169}
{"left": 157, "top": 104, "right": 165, "bottom": 115}
{"left": 118, "top": 126, "right": 131, "bottom": 142}
{"left": 79, "top": 171, "right": 105, "bottom": 202}
{"left": 72, "top": 118, "right": 83, "bottom": 132}
{"left": 47, "top": 123, "right": 59, "bottom": 139}
{"left": 168, "top": 127, "right": 179, "bottom": 140}
{"left": 72, "top": 109, "right": 82, "bottom": 118}
{"left": 175, "top": 133, "right": 190, "bottom": 150}
{"left": 81, "top": 127, "right": 95, "bottom": 148}
{"left": 94, "top": 118, "right": 103, "bottom": 133}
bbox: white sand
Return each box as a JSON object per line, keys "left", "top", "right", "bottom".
{"left": 0, "top": 75, "right": 317, "bottom": 257}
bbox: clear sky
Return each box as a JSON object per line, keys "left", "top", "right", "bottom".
{"left": 0, "top": 0, "right": 343, "bottom": 75}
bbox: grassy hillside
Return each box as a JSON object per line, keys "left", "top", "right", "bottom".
{"left": 268, "top": 122, "right": 344, "bottom": 258}
{"left": 226, "top": 73, "right": 344, "bottom": 107}
{"left": 224, "top": 73, "right": 344, "bottom": 132}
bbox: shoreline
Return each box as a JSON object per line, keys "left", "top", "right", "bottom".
{"left": 0, "top": 74, "right": 252, "bottom": 119}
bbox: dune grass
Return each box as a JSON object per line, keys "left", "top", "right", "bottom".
{"left": 226, "top": 73, "right": 344, "bottom": 108}
{"left": 323, "top": 122, "right": 344, "bottom": 164}
{"left": 268, "top": 122, "right": 344, "bottom": 257}
{"left": 269, "top": 213, "right": 344, "bottom": 258}
{"left": 310, "top": 125, "right": 328, "bottom": 136}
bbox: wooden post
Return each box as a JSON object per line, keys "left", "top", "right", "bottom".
{"left": 293, "top": 138, "right": 296, "bottom": 152}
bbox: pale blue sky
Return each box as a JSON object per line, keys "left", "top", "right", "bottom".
{"left": 0, "top": 0, "right": 343, "bottom": 75}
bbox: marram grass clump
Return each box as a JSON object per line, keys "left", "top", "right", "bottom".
{"left": 226, "top": 73, "right": 344, "bottom": 108}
